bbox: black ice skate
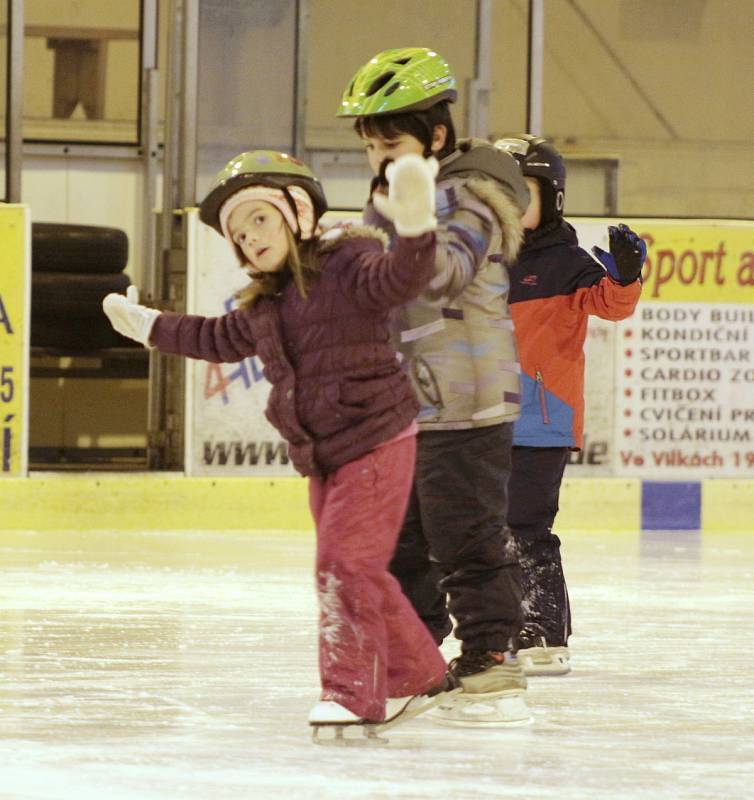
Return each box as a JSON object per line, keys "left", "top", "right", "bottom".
{"left": 427, "top": 650, "right": 532, "bottom": 727}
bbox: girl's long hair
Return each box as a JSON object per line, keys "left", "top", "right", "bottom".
{"left": 234, "top": 225, "right": 319, "bottom": 310}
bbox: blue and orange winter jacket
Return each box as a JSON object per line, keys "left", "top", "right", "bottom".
{"left": 509, "top": 220, "right": 641, "bottom": 449}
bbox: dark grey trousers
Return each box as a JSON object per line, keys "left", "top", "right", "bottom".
{"left": 389, "top": 423, "right": 523, "bottom": 653}
{"left": 507, "top": 445, "right": 571, "bottom": 646}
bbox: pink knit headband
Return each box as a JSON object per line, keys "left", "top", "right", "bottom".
{"left": 218, "top": 185, "right": 315, "bottom": 243}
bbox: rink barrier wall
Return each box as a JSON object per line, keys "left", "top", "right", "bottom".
{"left": 0, "top": 475, "right": 752, "bottom": 533}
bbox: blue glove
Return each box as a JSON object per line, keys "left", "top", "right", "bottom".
{"left": 592, "top": 223, "right": 647, "bottom": 285}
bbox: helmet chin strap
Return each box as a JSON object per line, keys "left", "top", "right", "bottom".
{"left": 378, "top": 157, "right": 393, "bottom": 184}
{"left": 420, "top": 118, "right": 436, "bottom": 158}
{"left": 371, "top": 157, "right": 394, "bottom": 194}
{"left": 280, "top": 186, "right": 302, "bottom": 242}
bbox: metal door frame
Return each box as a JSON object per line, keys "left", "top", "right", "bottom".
{"left": 4, "top": 0, "right": 23, "bottom": 202}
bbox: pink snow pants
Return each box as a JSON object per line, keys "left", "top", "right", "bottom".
{"left": 308, "top": 434, "right": 448, "bottom": 721}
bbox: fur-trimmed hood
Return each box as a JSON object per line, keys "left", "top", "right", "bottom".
{"left": 466, "top": 176, "right": 525, "bottom": 266}
{"left": 316, "top": 223, "right": 390, "bottom": 255}
{"left": 439, "top": 138, "right": 528, "bottom": 265}
{"left": 439, "top": 138, "right": 529, "bottom": 211}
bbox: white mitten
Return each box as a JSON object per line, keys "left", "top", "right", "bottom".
{"left": 102, "top": 285, "right": 160, "bottom": 347}
{"left": 372, "top": 154, "right": 439, "bottom": 237}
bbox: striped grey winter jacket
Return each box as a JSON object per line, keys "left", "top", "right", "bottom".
{"left": 364, "top": 139, "right": 529, "bottom": 430}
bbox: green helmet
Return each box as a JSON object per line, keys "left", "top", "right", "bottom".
{"left": 337, "top": 47, "right": 457, "bottom": 118}
{"left": 199, "top": 150, "right": 328, "bottom": 237}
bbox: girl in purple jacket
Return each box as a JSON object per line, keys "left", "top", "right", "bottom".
{"left": 102, "top": 150, "right": 459, "bottom": 741}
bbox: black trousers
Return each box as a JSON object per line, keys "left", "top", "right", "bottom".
{"left": 389, "top": 423, "right": 523, "bottom": 653}
{"left": 507, "top": 445, "right": 571, "bottom": 645}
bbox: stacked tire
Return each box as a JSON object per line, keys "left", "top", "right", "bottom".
{"left": 31, "top": 223, "right": 138, "bottom": 350}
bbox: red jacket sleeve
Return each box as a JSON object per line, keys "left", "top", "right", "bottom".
{"left": 570, "top": 276, "right": 642, "bottom": 321}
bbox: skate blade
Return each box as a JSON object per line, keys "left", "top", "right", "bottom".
{"left": 378, "top": 687, "right": 463, "bottom": 733}
{"left": 426, "top": 691, "right": 533, "bottom": 728}
{"left": 310, "top": 687, "right": 465, "bottom": 744}
{"left": 519, "top": 647, "right": 571, "bottom": 677}
{"left": 310, "top": 723, "right": 389, "bottom": 746}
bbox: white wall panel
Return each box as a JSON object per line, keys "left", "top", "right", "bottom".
{"left": 22, "top": 156, "right": 144, "bottom": 285}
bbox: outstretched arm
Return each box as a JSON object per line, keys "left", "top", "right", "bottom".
{"left": 103, "top": 286, "right": 256, "bottom": 363}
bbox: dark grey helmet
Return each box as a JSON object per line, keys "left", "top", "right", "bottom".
{"left": 495, "top": 135, "right": 566, "bottom": 223}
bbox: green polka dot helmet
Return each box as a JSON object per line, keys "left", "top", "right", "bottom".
{"left": 337, "top": 47, "right": 457, "bottom": 117}
{"left": 199, "top": 150, "right": 328, "bottom": 237}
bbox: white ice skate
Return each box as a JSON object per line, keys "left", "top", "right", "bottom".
{"left": 426, "top": 688, "right": 532, "bottom": 727}
{"left": 308, "top": 701, "right": 387, "bottom": 746}
{"left": 426, "top": 650, "right": 533, "bottom": 727}
{"left": 517, "top": 641, "right": 571, "bottom": 676}
{"left": 309, "top": 685, "right": 463, "bottom": 745}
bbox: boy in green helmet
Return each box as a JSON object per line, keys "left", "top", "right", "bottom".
{"left": 338, "top": 47, "right": 532, "bottom": 724}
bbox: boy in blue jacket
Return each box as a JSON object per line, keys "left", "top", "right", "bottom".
{"left": 496, "top": 134, "right": 645, "bottom": 675}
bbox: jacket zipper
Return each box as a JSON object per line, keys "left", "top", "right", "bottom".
{"left": 536, "top": 369, "right": 550, "bottom": 424}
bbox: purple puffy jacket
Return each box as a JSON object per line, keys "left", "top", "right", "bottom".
{"left": 150, "top": 227, "right": 436, "bottom": 477}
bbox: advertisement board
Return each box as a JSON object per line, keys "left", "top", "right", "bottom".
{"left": 572, "top": 219, "right": 754, "bottom": 478}
{"left": 0, "top": 205, "right": 30, "bottom": 478}
{"left": 184, "top": 209, "right": 294, "bottom": 477}
{"left": 184, "top": 210, "right": 754, "bottom": 480}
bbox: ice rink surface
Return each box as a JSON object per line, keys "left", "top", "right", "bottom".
{"left": 1, "top": 527, "right": 753, "bottom": 800}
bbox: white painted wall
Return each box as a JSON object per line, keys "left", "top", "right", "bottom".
{"left": 18, "top": 153, "right": 147, "bottom": 286}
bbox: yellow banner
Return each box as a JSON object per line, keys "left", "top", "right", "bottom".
{"left": 626, "top": 219, "right": 753, "bottom": 303}
{"left": 0, "top": 205, "right": 30, "bottom": 477}
{"left": 574, "top": 219, "right": 754, "bottom": 303}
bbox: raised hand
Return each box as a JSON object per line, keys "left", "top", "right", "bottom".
{"left": 372, "top": 154, "right": 439, "bottom": 237}
{"left": 592, "top": 223, "right": 647, "bottom": 285}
